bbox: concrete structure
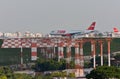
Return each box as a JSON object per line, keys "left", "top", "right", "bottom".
{"left": 1, "top": 37, "right": 112, "bottom": 77}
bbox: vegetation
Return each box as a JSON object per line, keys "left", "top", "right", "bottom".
{"left": 33, "top": 58, "right": 75, "bottom": 72}
{"left": 0, "top": 66, "right": 14, "bottom": 79}
{"left": 86, "top": 66, "right": 120, "bottom": 79}
{"left": 0, "top": 64, "right": 75, "bottom": 79}
{"left": 14, "top": 73, "right": 33, "bottom": 79}
{"left": 51, "top": 71, "right": 75, "bottom": 78}
{"left": 0, "top": 66, "right": 34, "bottom": 79}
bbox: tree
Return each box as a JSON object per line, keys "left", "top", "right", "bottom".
{"left": 86, "top": 66, "right": 120, "bottom": 79}
{"left": 0, "top": 66, "right": 14, "bottom": 79}
{"left": 0, "top": 75, "right": 7, "bottom": 79}
{"left": 69, "top": 60, "right": 75, "bottom": 69}
{"left": 34, "top": 59, "right": 67, "bottom": 72}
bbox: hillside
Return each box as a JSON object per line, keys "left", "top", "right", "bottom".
{"left": 0, "top": 38, "right": 120, "bottom": 65}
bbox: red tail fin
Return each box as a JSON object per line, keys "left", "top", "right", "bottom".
{"left": 87, "top": 22, "right": 96, "bottom": 30}
{"left": 113, "top": 27, "right": 119, "bottom": 32}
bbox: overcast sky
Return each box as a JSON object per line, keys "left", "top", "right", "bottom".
{"left": 0, "top": 0, "right": 120, "bottom": 34}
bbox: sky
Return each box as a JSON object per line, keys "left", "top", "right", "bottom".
{"left": 0, "top": 0, "right": 120, "bottom": 34}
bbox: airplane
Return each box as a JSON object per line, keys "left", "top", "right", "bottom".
{"left": 113, "top": 27, "right": 120, "bottom": 36}
{"left": 109, "top": 27, "right": 120, "bottom": 37}
{"left": 113, "top": 27, "right": 119, "bottom": 33}
{"left": 49, "top": 22, "right": 97, "bottom": 37}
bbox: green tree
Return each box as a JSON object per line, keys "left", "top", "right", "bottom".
{"left": 0, "top": 75, "right": 7, "bottom": 79}
{"left": 34, "top": 59, "right": 67, "bottom": 72}
{"left": 58, "top": 59, "right": 66, "bottom": 70}
{"left": 69, "top": 60, "right": 75, "bottom": 69}
{"left": 0, "top": 66, "right": 14, "bottom": 79}
{"left": 86, "top": 66, "right": 120, "bottom": 79}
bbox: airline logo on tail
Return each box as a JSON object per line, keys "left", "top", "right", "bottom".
{"left": 113, "top": 27, "right": 119, "bottom": 33}
{"left": 87, "top": 22, "right": 96, "bottom": 30}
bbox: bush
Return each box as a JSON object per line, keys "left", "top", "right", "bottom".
{"left": 86, "top": 66, "right": 120, "bottom": 79}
